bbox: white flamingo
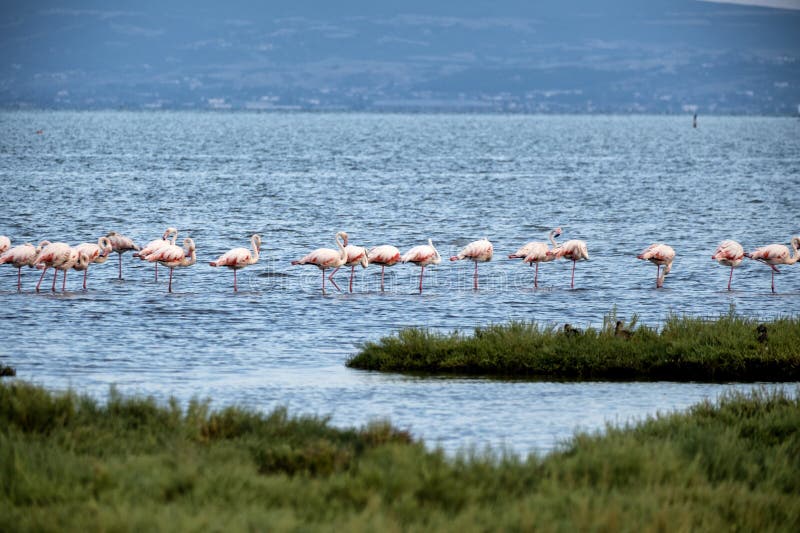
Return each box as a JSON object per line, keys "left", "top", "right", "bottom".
{"left": 450, "top": 238, "right": 493, "bottom": 290}
{"left": 210, "top": 234, "right": 261, "bottom": 292}
{"left": 745, "top": 236, "right": 800, "bottom": 293}
{"left": 509, "top": 227, "right": 562, "bottom": 288}
{"left": 547, "top": 237, "right": 589, "bottom": 289}
{"left": 711, "top": 240, "right": 745, "bottom": 291}
{"left": 367, "top": 244, "right": 402, "bottom": 292}
{"left": 637, "top": 243, "right": 675, "bottom": 289}
{"left": 146, "top": 237, "right": 197, "bottom": 293}
{"left": 402, "top": 239, "right": 441, "bottom": 293}
{"left": 329, "top": 244, "right": 369, "bottom": 293}
{"left": 1, "top": 240, "right": 49, "bottom": 291}
{"left": 74, "top": 236, "right": 113, "bottom": 289}
{"left": 291, "top": 232, "right": 349, "bottom": 294}
{"left": 105, "top": 231, "right": 139, "bottom": 279}
{"left": 133, "top": 227, "right": 177, "bottom": 281}
{"left": 34, "top": 243, "right": 89, "bottom": 292}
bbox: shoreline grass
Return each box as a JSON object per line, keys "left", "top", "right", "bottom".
{"left": 2, "top": 381, "right": 799, "bottom": 530}
{"left": 347, "top": 313, "right": 800, "bottom": 381}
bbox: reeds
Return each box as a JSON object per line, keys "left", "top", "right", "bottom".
{"left": 1, "top": 382, "right": 798, "bottom": 530}
{"left": 347, "top": 311, "right": 800, "bottom": 381}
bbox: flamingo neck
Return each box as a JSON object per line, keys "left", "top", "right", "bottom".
{"left": 251, "top": 237, "right": 260, "bottom": 264}
{"left": 548, "top": 230, "right": 560, "bottom": 248}
{"left": 790, "top": 238, "right": 800, "bottom": 264}
{"left": 336, "top": 233, "right": 346, "bottom": 262}
{"left": 429, "top": 239, "right": 440, "bottom": 262}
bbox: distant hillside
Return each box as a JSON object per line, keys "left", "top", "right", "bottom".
{"left": 1, "top": 0, "right": 798, "bottom": 113}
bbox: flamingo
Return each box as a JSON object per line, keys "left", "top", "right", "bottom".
{"left": 711, "top": 240, "right": 745, "bottom": 291}
{"left": 291, "top": 232, "right": 349, "bottom": 293}
{"left": 402, "top": 239, "right": 441, "bottom": 293}
{"left": 367, "top": 244, "right": 402, "bottom": 291}
{"left": 209, "top": 234, "right": 261, "bottom": 292}
{"left": 637, "top": 243, "right": 675, "bottom": 288}
{"left": 0, "top": 236, "right": 10, "bottom": 254}
{"left": 105, "top": 231, "right": 139, "bottom": 280}
{"left": 547, "top": 238, "right": 589, "bottom": 289}
{"left": 329, "top": 244, "right": 369, "bottom": 293}
{"left": 132, "top": 227, "right": 177, "bottom": 281}
{"left": 745, "top": 236, "right": 800, "bottom": 293}
{"left": 146, "top": 237, "right": 197, "bottom": 293}
{"left": 1, "top": 240, "right": 49, "bottom": 291}
{"left": 509, "top": 227, "right": 562, "bottom": 288}
{"left": 34, "top": 243, "right": 89, "bottom": 292}
{"left": 73, "top": 237, "right": 113, "bottom": 290}
{"left": 450, "top": 238, "right": 493, "bottom": 290}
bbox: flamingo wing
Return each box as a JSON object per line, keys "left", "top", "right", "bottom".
{"left": 522, "top": 242, "right": 549, "bottom": 262}
{"left": 368, "top": 245, "right": 401, "bottom": 265}
{"left": 212, "top": 247, "right": 252, "bottom": 268}
{"left": 0, "top": 244, "right": 37, "bottom": 267}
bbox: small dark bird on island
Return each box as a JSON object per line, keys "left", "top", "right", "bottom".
{"left": 615, "top": 320, "right": 632, "bottom": 339}
{"left": 0, "top": 364, "right": 16, "bottom": 377}
{"left": 756, "top": 324, "right": 768, "bottom": 344}
{"left": 563, "top": 323, "right": 582, "bottom": 337}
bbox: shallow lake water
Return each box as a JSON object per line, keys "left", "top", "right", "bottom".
{"left": 1, "top": 112, "right": 798, "bottom": 455}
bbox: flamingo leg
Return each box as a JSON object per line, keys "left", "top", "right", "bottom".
{"left": 118, "top": 253, "right": 123, "bottom": 279}
{"left": 656, "top": 265, "right": 661, "bottom": 288}
{"left": 321, "top": 268, "right": 326, "bottom": 294}
{"left": 570, "top": 260, "right": 576, "bottom": 289}
{"left": 168, "top": 267, "right": 174, "bottom": 293}
{"left": 234, "top": 269, "right": 238, "bottom": 292}
{"left": 473, "top": 261, "right": 478, "bottom": 290}
{"left": 534, "top": 262, "right": 539, "bottom": 288}
{"left": 727, "top": 266, "right": 734, "bottom": 291}
{"left": 381, "top": 265, "right": 385, "bottom": 291}
{"left": 419, "top": 265, "right": 424, "bottom": 293}
{"left": 349, "top": 266, "right": 355, "bottom": 293}
{"left": 51, "top": 269, "right": 57, "bottom": 292}
{"left": 17, "top": 267, "right": 22, "bottom": 292}
{"left": 326, "top": 266, "right": 342, "bottom": 292}
{"left": 36, "top": 266, "right": 47, "bottom": 292}
{"left": 155, "top": 263, "right": 159, "bottom": 282}
{"left": 771, "top": 270, "right": 775, "bottom": 294}
{"left": 83, "top": 268, "right": 88, "bottom": 290}
{"left": 62, "top": 269, "right": 67, "bottom": 292}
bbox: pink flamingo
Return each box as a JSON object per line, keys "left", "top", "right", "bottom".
{"left": 1, "top": 240, "right": 49, "bottom": 291}
{"left": 547, "top": 238, "right": 589, "bottom": 289}
{"left": 146, "top": 237, "right": 197, "bottom": 293}
{"left": 509, "top": 227, "right": 562, "bottom": 288}
{"left": 34, "top": 243, "right": 89, "bottom": 292}
{"left": 711, "top": 240, "right": 744, "bottom": 291}
{"left": 291, "top": 232, "right": 349, "bottom": 293}
{"left": 209, "top": 234, "right": 261, "bottom": 292}
{"left": 450, "top": 238, "right": 493, "bottom": 289}
{"left": 0, "top": 236, "right": 10, "bottom": 254}
{"left": 402, "top": 239, "right": 441, "bottom": 293}
{"left": 329, "top": 244, "right": 369, "bottom": 293}
{"left": 367, "top": 244, "right": 402, "bottom": 291}
{"left": 133, "top": 227, "right": 177, "bottom": 281}
{"left": 745, "top": 236, "right": 800, "bottom": 293}
{"left": 73, "top": 237, "right": 113, "bottom": 290}
{"left": 105, "top": 231, "right": 139, "bottom": 280}
{"left": 637, "top": 243, "right": 675, "bottom": 288}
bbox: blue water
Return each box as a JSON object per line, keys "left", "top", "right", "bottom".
{"left": 1, "top": 112, "right": 798, "bottom": 455}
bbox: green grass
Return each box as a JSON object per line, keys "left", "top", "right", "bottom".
{"left": 1, "top": 381, "right": 799, "bottom": 531}
{"left": 347, "top": 313, "right": 800, "bottom": 381}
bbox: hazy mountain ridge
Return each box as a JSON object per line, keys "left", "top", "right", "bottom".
{"left": 1, "top": 0, "right": 798, "bottom": 113}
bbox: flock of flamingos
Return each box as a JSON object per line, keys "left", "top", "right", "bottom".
{"left": 0, "top": 227, "right": 798, "bottom": 294}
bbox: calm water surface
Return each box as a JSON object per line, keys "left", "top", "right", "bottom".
{"left": 1, "top": 112, "right": 798, "bottom": 455}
